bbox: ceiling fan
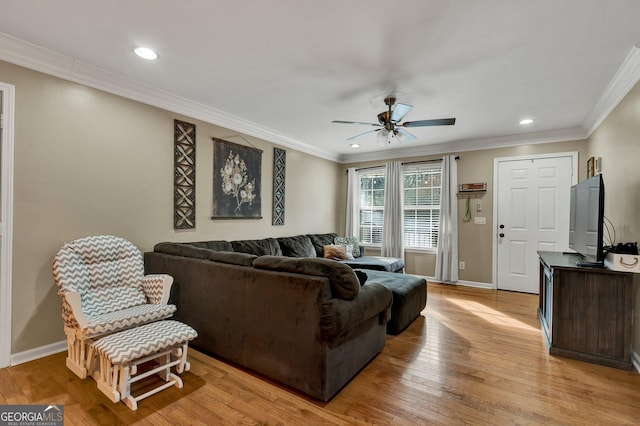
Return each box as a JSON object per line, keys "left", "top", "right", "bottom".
{"left": 332, "top": 97, "right": 456, "bottom": 145}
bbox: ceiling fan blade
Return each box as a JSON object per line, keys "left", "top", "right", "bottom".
{"left": 397, "top": 128, "right": 417, "bottom": 143}
{"left": 403, "top": 118, "right": 456, "bottom": 127}
{"left": 391, "top": 103, "right": 413, "bottom": 122}
{"left": 347, "top": 129, "right": 380, "bottom": 141}
{"left": 332, "top": 120, "right": 380, "bottom": 127}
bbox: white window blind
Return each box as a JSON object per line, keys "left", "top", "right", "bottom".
{"left": 403, "top": 164, "right": 441, "bottom": 249}
{"left": 358, "top": 169, "right": 385, "bottom": 244}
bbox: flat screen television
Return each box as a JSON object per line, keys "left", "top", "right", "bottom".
{"left": 568, "top": 174, "right": 605, "bottom": 266}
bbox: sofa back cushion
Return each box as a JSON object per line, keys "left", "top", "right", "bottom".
{"left": 154, "top": 242, "right": 214, "bottom": 259}
{"left": 277, "top": 235, "right": 316, "bottom": 258}
{"left": 253, "top": 256, "right": 360, "bottom": 300}
{"left": 307, "top": 233, "right": 340, "bottom": 258}
{"left": 187, "top": 240, "right": 234, "bottom": 252}
{"left": 208, "top": 251, "right": 257, "bottom": 267}
{"left": 231, "top": 238, "right": 282, "bottom": 256}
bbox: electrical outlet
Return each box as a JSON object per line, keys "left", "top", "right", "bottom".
{"left": 459, "top": 261, "right": 465, "bottom": 270}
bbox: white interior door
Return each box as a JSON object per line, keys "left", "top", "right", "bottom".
{"left": 495, "top": 154, "right": 575, "bottom": 293}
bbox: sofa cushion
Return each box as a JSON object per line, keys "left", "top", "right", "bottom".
{"left": 253, "top": 256, "right": 360, "bottom": 300}
{"left": 341, "top": 256, "right": 405, "bottom": 273}
{"left": 307, "top": 233, "right": 340, "bottom": 257}
{"left": 208, "top": 251, "right": 257, "bottom": 267}
{"left": 231, "top": 238, "right": 283, "bottom": 256}
{"left": 188, "top": 240, "right": 234, "bottom": 252}
{"left": 334, "top": 236, "right": 361, "bottom": 258}
{"left": 154, "top": 242, "right": 214, "bottom": 259}
{"left": 277, "top": 235, "right": 316, "bottom": 258}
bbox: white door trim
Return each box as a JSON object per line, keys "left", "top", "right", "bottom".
{"left": 491, "top": 151, "right": 578, "bottom": 290}
{"left": 0, "top": 82, "right": 15, "bottom": 368}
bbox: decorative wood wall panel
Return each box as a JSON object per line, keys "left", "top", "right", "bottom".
{"left": 174, "top": 120, "right": 196, "bottom": 229}
{"left": 272, "top": 147, "right": 286, "bottom": 226}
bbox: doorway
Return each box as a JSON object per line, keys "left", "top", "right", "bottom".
{"left": 0, "top": 82, "right": 15, "bottom": 368}
{"left": 493, "top": 152, "right": 577, "bottom": 293}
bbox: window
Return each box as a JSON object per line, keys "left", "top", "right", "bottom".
{"left": 403, "top": 165, "right": 441, "bottom": 249}
{"left": 358, "top": 170, "right": 385, "bottom": 244}
{"left": 357, "top": 164, "right": 442, "bottom": 249}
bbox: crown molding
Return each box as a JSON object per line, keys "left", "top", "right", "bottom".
{"left": 338, "top": 127, "right": 588, "bottom": 163}
{"left": 0, "top": 32, "right": 340, "bottom": 162}
{"left": 583, "top": 45, "right": 640, "bottom": 136}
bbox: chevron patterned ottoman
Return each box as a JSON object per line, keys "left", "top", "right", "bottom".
{"left": 91, "top": 320, "right": 197, "bottom": 410}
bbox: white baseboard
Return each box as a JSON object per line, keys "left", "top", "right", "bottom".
{"left": 10, "top": 340, "right": 66, "bottom": 366}
{"left": 632, "top": 350, "right": 640, "bottom": 373}
{"left": 457, "top": 280, "right": 494, "bottom": 290}
{"left": 427, "top": 276, "right": 494, "bottom": 290}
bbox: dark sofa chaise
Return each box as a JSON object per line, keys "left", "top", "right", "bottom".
{"left": 144, "top": 247, "right": 392, "bottom": 401}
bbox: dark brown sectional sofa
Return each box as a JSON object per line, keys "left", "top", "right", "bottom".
{"left": 144, "top": 233, "right": 426, "bottom": 400}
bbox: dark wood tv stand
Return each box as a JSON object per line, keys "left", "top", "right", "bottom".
{"left": 538, "top": 251, "right": 633, "bottom": 370}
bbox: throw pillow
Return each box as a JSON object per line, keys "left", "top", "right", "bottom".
{"left": 335, "top": 236, "right": 361, "bottom": 258}
{"left": 323, "top": 244, "right": 349, "bottom": 260}
{"left": 344, "top": 244, "right": 355, "bottom": 260}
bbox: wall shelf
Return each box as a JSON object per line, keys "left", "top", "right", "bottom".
{"left": 458, "top": 182, "right": 486, "bottom": 193}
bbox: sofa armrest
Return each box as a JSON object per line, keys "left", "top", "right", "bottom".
{"left": 141, "top": 274, "right": 173, "bottom": 305}
{"left": 63, "top": 291, "right": 88, "bottom": 329}
{"left": 321, "top": 282, "right": 392, "bottom": 341}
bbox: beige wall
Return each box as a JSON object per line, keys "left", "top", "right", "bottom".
{"left": 586, "top": 79, "right": 640, "bottom": 355}
{"left": 2, "top": 60, "right": 341, "bottom": 353}
{"left": 340, "top": 140, "right": 589, "bottom": 283}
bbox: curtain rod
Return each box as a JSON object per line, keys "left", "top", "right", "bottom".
{"left": 352, "top": 156, "right": 459, "bottom": 172}
{"left": 402, "top": 156, "right": 459, "bottom": 167}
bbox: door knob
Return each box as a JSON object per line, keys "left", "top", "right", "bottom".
{"left": 499, "top": 233, "right": 505, "bottom": 238}
{"left": 499, "top": 224, "right": 505, "bottom": 229}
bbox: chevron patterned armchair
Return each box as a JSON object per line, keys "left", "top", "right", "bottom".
{"left": 52, "top": 235, "right": 176, "bottom": 379}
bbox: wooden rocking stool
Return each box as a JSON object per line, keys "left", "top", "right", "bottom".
{"left": 91, "top": 320, "right": 197, "bottom": 410}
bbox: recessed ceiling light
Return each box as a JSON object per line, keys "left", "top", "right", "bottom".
{"left": 134, "top": 47, "right": 158, "bottom": 60}
{"left": 349, "top": 143, "right": 360, "bottom": 148}
{"left": 519, "top": 118, "right": 534, "bottom": 125}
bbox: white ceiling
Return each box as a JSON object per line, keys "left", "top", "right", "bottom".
{"left": 1, "top": 0, "right": 640, "bottom": 163}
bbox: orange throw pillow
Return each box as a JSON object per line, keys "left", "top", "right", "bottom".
{"left": 323, "top": 244, "right": 349, "bottom": 260}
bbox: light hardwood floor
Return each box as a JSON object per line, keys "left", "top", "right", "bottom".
{"left": 2, "top": 283, "right": 639, "bottom": 425}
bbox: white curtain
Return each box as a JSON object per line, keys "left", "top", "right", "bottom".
{"left": 435, "top": 155, "right": 459, "bottom": 283}
{"left": 345, "top": 167, "right": 359, "bottom": 238}
{"left": 382, "top": 161, "right": 404, "bottom": 259}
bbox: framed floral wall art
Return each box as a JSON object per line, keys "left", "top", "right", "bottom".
{"left": 212, "top": 138, "right": 262, "bottom": 219}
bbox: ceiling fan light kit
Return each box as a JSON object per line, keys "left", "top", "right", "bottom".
{"left": 332, "top": 96, "right": 456, "bottom": 146}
